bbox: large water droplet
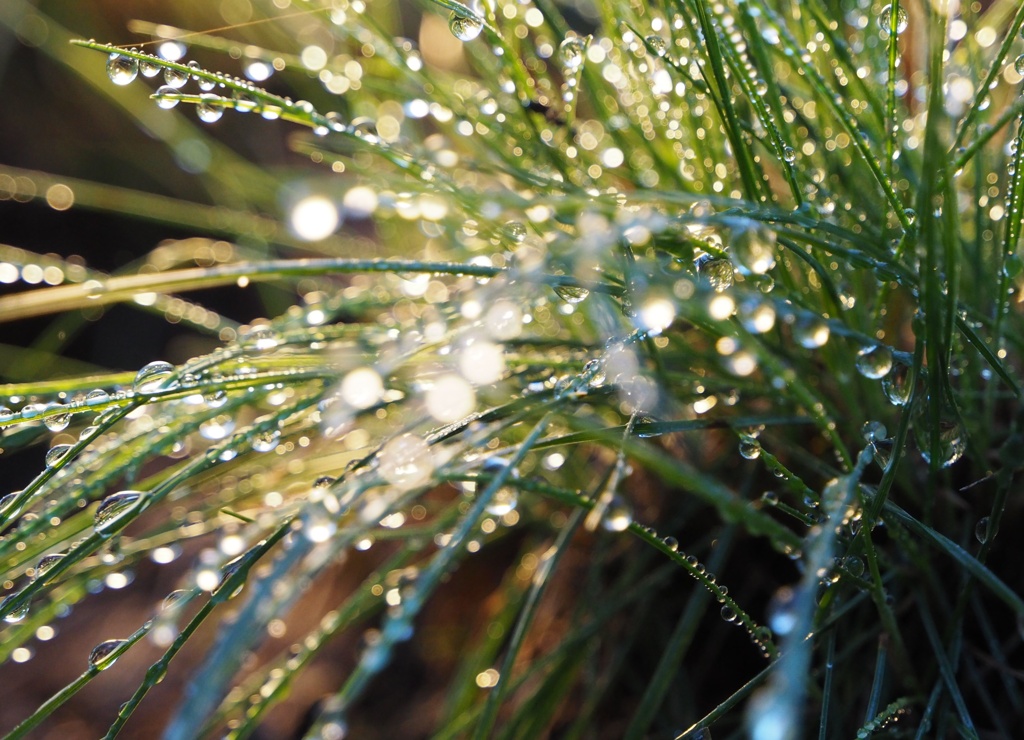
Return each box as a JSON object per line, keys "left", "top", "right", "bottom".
{"left": 975, "top": 516, "right": 990, "bottom": 544}
{"left": 34, "top": 553, "right": 65, "bottom": 580}
{"left": 861, "top": 421, "right": 887, "bottom": 442}
{"left": 88, "top": 639, "right": 127, "bottom": 670}
{"left": 44, "top": 410, "right": 71, "bottom": 432}
{"left": 559, "top": 37, "right": 586, "bottom": 69}
{"left": 878, "top": 4, "right": 909, "bottom": 35}
{"left": 94, "top": 491, "right": 147, "bottom": 538}
{"left": 738, "top": 436, "right": 761, "bottom": 460}
{"left": 601, "top": 496, "right": 633, "bottom": 531}
{"left": 697, "top": 256, "right": 734, "bottom": 292}
{"left": 163, "top": 65, "right": 189, "bottom": 89}
{"left": 449, "top": 12, "right": 483, "bottom": 42}
{"left": 106, "top": 53, "right": 139, "bottom": 85}
{"left": 85, "top": 389, "right": 110, "bottom": 407}
{"left": 553, "top": 285, "right": 590, "bottom": 304}
{"left": 155, "top": 85, "right": 181, "bottom": 109}
{"left": 133, "top": 361, "right": 176, "bottom": 394}
{"left": 44, "top": 444, "right": 73, "bottom": 469}
{"left": 501, "top": 220, "right": 527, "bottom": 243}
{"left": 196, "top": 94, "right": 224, "bottom": 123}
{"left": 913, "top": 402, "right": 966, "bottom": 468}
{"left": 646, "top": 35, "right": 668, "bottom": 57}
{"left": 855, "top": 345, "right": 893, "bottom": 379}
{"left": 484, "top": 487, "right": 518, "bottom": 516}
{"left": 1015, "top": 54, "right": 1024, "bottom": 77}
{"left": 738, "top": 299, "right": 776, "bottom": 334}
{"left": 0, "top": 491, "right": 22, "bottom": 519}
{"left": 378, "top": 433, "right": 434, "bottom": 489}
{"left": 139, "top": 58, "right": 161, "bottom": 78}
{"left": 792, "top": 315, "right": 830, "bottom": 348}
{"left": 730, "top": 221, "right": 776, "bottom": 275}
{"left": 882, "top": 360, "right": 913, "bottom": 405}
{"left": 1, "top": 594, "right": 29, "bottom": 623}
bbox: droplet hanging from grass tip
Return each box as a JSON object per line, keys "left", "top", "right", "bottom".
{"left": 449, "top": 12, "right": 483, "bottom": 42}
{"left": 559, "top": 37, "right": 586, "bottom": 69}
{"left": 106, "top": 53, "right": 138, "bottom": 85}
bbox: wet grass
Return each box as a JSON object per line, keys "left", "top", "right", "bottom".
{"left": 1, "top": 0, "right": 1024, "bottom": 737}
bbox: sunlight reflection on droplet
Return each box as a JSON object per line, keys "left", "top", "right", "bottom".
{"left": 290, "top": 195, "right": 339, "bottom": 241}
{"left": 340, "top": 367, "right": 385, "bottom": 410}
{"left": 458, "top": 341, "right": 506, "bottom": 385}
{"left": 426, "top": 374, "right": 476, "bottom": 422}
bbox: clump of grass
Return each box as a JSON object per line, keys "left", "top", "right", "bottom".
{"left": 2, "top": 0, "right": 1024, "bottom": 737}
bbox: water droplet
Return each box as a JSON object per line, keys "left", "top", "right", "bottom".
{"left": 302, "top": 503, "right": 338, "bottom": 543}
{"left": 232, "top": 90, "right": 258, "bottom": 113}
{"left": 720, "top": 605, "right": 737, "bottom": 622}
{"left": 45, "top": 444, "right": 73, "bottom": 469}
{"left": 553, "top": 285, "right": 590, "bottom": 304}
{"left": 21, "top": 402, "right": 46, "bottom": 420}
{"left": 1, "top": 595, "right": 29, "bottom": 623}
{"left": 133, "top": 361, "right": 176, "bottom": 394}
{"left": 913, "top": 402, "right": 966, "bottom": 468}
{"left": 861, "top": 421, "right": 888, "bottom": 446}
{"left": 1016, "top": 54, "right": 1024, "bottom": 76}
{"left": 761, "top": 490, "right": 779, "bottom": 505}
{"left": 844, "top": 556, "right": 865, "bottom": 578}
{"left": 196, "top": 94, "right": 224, "bottom": 123}
{"left": 697, "top": 256, "right": 734, "bottom": 292}
{"left": 559, "top": 37, "right": 586, "bottom": 69}
{"left": 663, "top": 536, "right": 679, "bottom": 552}
{"left": 855, "top": 344, "right": 893, "bottom": 379}
{"left": 878, "top": 4, "right": 908, "bottom": 35}
{"left": 782, "top": 146, "right": 797, "bottom": 164}
{"left": 163, "top": 66, "right": 189, "bottom": 89}
{"left": 85, "top": 389, "right": 110, "bottom": 407}
{"left": 205, "top": 390, "right": 228, "bottom": 408}
{"left": 975, "top": 516, "right": 990, "bottom": 544}
{"left": 162, "top": 589, "right": 190, "bottom": 612}
{"left": 601, "top": 496, "right": 633, "bottom": 532}
{"left": 882, "top": 360, "right": 913, "bottom": 405}
{"left": 139, "top": 58, "right": 160, "bottom": 78}
{"left": 793, "top": 315, "right": 830, "bottom": 348}
{"left": 155, "top": 85, "right": 181, "bottom": 109}
{"left": 44, "top": 411, "right": 71, "bottom": 432}
{"left": 484, "top": 487, "right": 518, "bottom": 516}
{"left": 0, "top": 491, "right": 22, "bottom": 518}
{"left": 646, "top": 35, "right": 668, "bottom": 57}
{"left": 340, "top": 366, "right": 385, "bottom": 409}
{"left": 106, "top": 53, "right": 138, "bottom": 85}
{"left": 94, "top": 491, "right": 147, "bottom": 538}
{"left": 738, "top": 436, "right": 761, "bottom": 460}
{"left": 251, "top": 429, "right": 281, "bottom": 453}
{"left": 730, "top": 221, "right": 776, "bottom": 275}
{"left": 449, "top": 12, "right": 483, "bottom": 42}
{"left": 240, "top": 326, "right": 279, "bottom": 351}
{"left": 378, "top": 433, "right": 434, "bottom": 489}
{"left": 34, "top": 553, "right": 65, "bottom": 580}
{"left": 738, "top": 299, "right": 776, "bottom": 334}
{"left": 501, "top": 220, "right": 527, "bottom": 243}
{"left": 199, "top": 416, "right": 234, "bottom": 440}
{"left": 88, "top": 639, "right": 126, "bottom": 670}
